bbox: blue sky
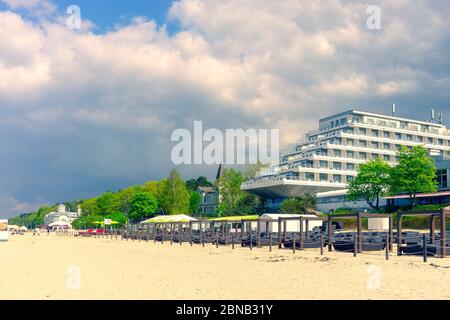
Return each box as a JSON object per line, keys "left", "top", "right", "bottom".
{"left": 0, "top": 0, "right": 176, "bottom": 32}
{"left": 0, "top": 0, "right": 449, "bottom": 217}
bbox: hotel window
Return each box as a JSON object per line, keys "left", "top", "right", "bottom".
{"left": 347, "top": 151, "right": 354, "bottom": 159}
{"left": 367, "top": 118, "right": 375, "bottom": 125}
{"left": 372, "top": 153, "right": 379, "bottom": 159}
{"left": 428, "top": 137, "right": 433, "bottom": 144}
{"left": 319, "top": 160, "right": 328, "bottom": 168}
{"left": 395, "top": 144, "right": 401, "bottom": 151}
{"left": 352, "top": 116, "right": 360, "bottom": 123}
{"left": 383, "top": 131, "right": 390, "bottom": 139}
{"left": 418, "top": 136, "right": 423, "bottom": 143}
{"left": 333, "top": 175, "right": 342, "bottom": 183}
{"left": 359, "top": 128, "right": 366, "bottom": 135}
{"left": 320, "top": 173, "right": 328, "bottom": 181}
{"left": 333, "top": 149, "right": 341, "bottom": 157}
{"left": 347, "top": 138, "right": 354, "bottom": 146}
{"left": 371, "top": 130, "right": 378, "bottom": 138}
{"left": 371, "top": 141, "right": 379, "bottom": 149}
{"left": 346, "top": 163, "right": 355, "bottom": 171}
{"left": 438, "top": 139, "right": 443, "bottom": 146}
{"left": 384, "top": 155, "right": 390, "bottom": 162}
{"left": 346, "top": 176, "right": 354, "bottom": 182}
{"left": 395, "top": 132, "right": 401, "bottom": 140}
{"left": 359, "top": 152, "right": 367, "bottom": 160}
{"left": 437, "top": 169, "right": 447, "bottom": 188}
{"left": 333, "top": 162, "right": 342, "bottom": 170}
{"left": 346, "top": 127, "right": 354, "bottom": 134}
{"left": 305, "top": 172, "right": 314, "bottom": 181}
{"left": 406, "top": 134, "right": 412, "bottom": 141}
{"left": 359, "top": 140, "right": 367, "bottom": 148}
{"left": 384, "top": 143, "right": 390, "bottom": 150}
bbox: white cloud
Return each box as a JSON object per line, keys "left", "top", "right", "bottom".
{"left": 0, "top": 0, "right": 449, "bottom": 216}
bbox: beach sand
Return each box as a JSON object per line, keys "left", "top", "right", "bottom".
{"left": 1, "top": 233, "right": 450, "bottom": 300}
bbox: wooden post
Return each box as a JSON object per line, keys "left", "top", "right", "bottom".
{"left": 397, "top": 214, "right": 403, "bottom": 256}
{"left": 430, "top": 216, "right": 435, "bottom": 245}
{"left": 170, "top": 223, "right": 173, "bottom": 245}
{"left": 305, "top": 220, "right": 309, "bottom": 239}
{"left": 440, "top": 208, "right": 446, "bottom": 258}
{"left": 357, "top": 213, "right": 362, "bottom": 253}
{"left": 201, "top": 221, "right": 205, "bottom": 247}
{"left": 292, "top": 232, "right": 296, "bottom": 254}
{"left": 353, "top": 233, "right": 357, "bottom": 257}
{"left": 385, "top": 232, "right": 389, "bottom": 261}
{"left": 241, "top": 221, "right": 245, "bottom": 245}
{"left": 265, "top": 221, "right": 269, "bottom": 240}
{"left": 283, "top": 221, "right": 287, "bottom": 243}
{"left": 189, "top": 221, "right": 193, "bottom": 246}
{"left": 320, "top": 233, "right": 323, "bottom": 256}
{"left": 256, "top": 219, "right": 261, "bottom": 247}
{"left": 423, "top": 233, "right": 428, "bottom": 263}
{"left": 249, "top": 222, "right": 253, "bottom": 251}
{"left": 162, "top": 224, "right": 166, "bottom": 244}
{"left": 178, "top": 222, "right": 182, "bottom": 246}
{"left": 225, "top": 222, "right": 228, "bottom": 245}
{"left": 278, "top": 218, "right": 282, "bottom": 249}
{"left": 232, "top": 232, "right": 235, "bottom": 250}
{"left": 389, "top": 215, "right": 393, "bottom": 251}
{"left": 216, "top": 232, "right": 219, "bottom": 248}
{"left": 327, "top": 215, "right": 333, "bottom": 252}
{"left": 211, "top": 222, "right": 215, "bottom": 246}
{"left": 299, "top": 217, "right": 304, "bottom": 251}
{"left": 269, "top": 233, "right": 272, "bottom": 252}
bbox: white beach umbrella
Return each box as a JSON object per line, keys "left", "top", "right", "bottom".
{"left": 141, "top": 214, "right": 198, "bottom": 224}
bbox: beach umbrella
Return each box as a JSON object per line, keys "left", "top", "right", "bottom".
{"left": 141, "top": 214, "right": 198, "bottom": 224}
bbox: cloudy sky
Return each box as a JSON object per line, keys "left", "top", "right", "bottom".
{"left": 0, "top": 0, "right": 449, "bottom": 217}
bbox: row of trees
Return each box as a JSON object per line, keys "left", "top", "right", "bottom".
{"left": 10, "top": 165, "right": 267, "bottom": 229}
{"left": 347, "top": 145, "right": 437, "bottom": 209}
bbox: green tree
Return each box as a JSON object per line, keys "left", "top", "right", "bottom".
{"left": 347, "top": 158, "right": 392, "bottom": 210}
{"left": 106, "top": 212, "right": 128, "bottom": 225}
{"left": 158, "top": 169, "right": 190, "bottom": 214}
{"left": 390, "top": 145, "right": 437, "bottom": 208}
{"left": 185, "top": 176, "right": 214, "bottom": 191}
{"left": 129, "top": 192, "right": 158, "bottom": 222}
{"left": 280, "top": 198, "right": 303, "bottom": 214}
{"left": 189, "top": 191, "right": 201, "bottom": 215}
{"left": 280, "top": 194, "right": 317, "bottom": 214}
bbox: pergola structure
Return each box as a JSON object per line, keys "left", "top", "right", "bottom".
{"left": 327, "top": 212, "right": 394, "bottom": 253}
{"left": 276, "top": 216, "right": 326, "bottom": 249}
{"left": 397, "top": 207, "right": 449, "bottom": 258}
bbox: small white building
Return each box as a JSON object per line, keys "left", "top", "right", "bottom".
{"left": 44, "top": 204, "right": 80, "bottom": 227}
{"left": 259, "top": 214, "right": 323, "bottom": 233}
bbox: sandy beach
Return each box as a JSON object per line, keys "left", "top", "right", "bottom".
{"left": 1, "top": 233, "right": 450, "bottom": 300}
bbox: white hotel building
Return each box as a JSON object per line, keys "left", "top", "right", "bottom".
{"left": 241, "top": 109, "right": 450, "bottom": 211}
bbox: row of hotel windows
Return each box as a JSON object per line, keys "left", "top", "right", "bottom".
{"left": 317, "top": 149, "right": 398, "bottom": 162}
{"left": 343, "top": 127, "right": 448, "bottom": 145}
{"left": 302, "top": 172, "right": 354, "bottom": 183}
{"left": 331, "top": 116, "right": 440, "bottom": 134}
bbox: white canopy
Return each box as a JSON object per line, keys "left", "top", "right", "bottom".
{"left": 259, "top": 214, "right": 323, "bottom": 232}
{"left": 49, "top": 221, "right": 70, "bottom": 227}
{"left": 19, "top": 226, "right": 28, "bottom": 231}
{"left": 141, "top": 214, "right": 198, "bottom": 224}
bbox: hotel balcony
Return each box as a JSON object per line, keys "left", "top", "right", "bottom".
{"left": 241, "top": 175, "right": 347, "bottom": 198}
